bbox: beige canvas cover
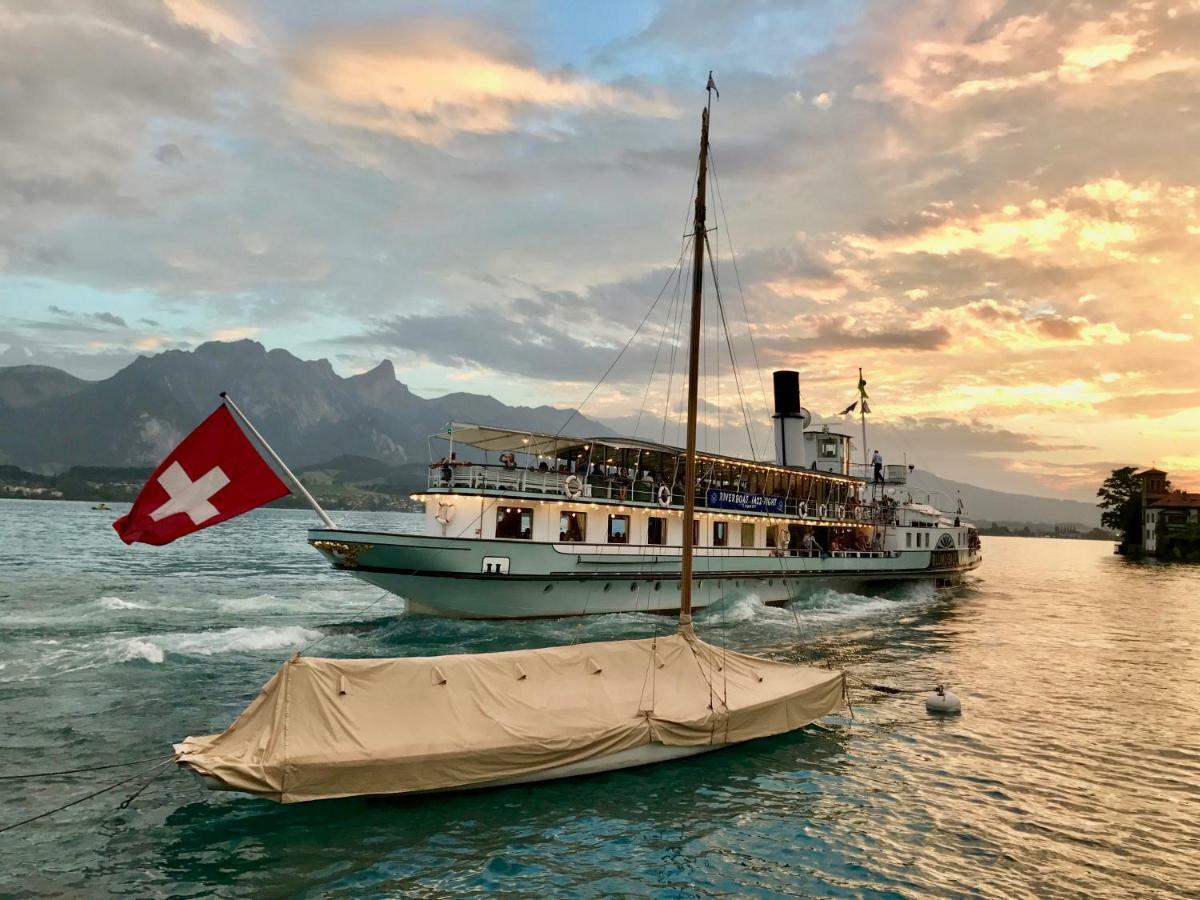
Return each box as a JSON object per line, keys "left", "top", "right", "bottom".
{"left": 175, "top": 634, "right": 845, "bottom": 803}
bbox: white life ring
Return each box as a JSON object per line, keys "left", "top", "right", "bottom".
{"left": 658, "top": 484, "right": 673, "bottom": 507}
{"left": 563, "top": 474, "right": 583, "bottom": 499}
{"left": 818, "top": 504, "right": 828, "bottom": 518}
{"left": 435, "top": 501, "right": 455, "bottom": 526}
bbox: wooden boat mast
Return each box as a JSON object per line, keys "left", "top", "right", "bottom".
{"left": 679, "top": 78, "right": 714, "bottom": 633}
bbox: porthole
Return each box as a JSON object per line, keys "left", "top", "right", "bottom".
{"left": 630, "top": 582, "right": 638, "bottom": 591}
{"left": 654, "top": 581, "right": 662, "bottom": 591}
{"left": 603, "top": 583, "right": 612, "bottom": 592}
{"left": 543, "top": 584, "right": 553, "bottom": 593}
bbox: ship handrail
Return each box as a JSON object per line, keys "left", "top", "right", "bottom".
{"left": 558, "top": 542, "right": 903, "bottom": 559}
{"left": 426, "top": 465, "right": 965, "bottom": 524}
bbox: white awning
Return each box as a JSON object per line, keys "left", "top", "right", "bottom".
{"left": 434, "top": 423, "right": 588, "bottom": 456}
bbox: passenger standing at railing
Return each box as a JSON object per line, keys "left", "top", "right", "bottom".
{"left": 432, "top": 452, "right": 458, "bottom": 485}
{"left": 802, "top": 531, "right": 819, "bottom": 555}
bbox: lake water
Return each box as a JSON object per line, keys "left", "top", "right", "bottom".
{"left": 1, "top": 499, "right": 1197, "bottom": 898}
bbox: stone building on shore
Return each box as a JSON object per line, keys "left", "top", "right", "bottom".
{"left": 1138, "top": 469, "right": 1200, "bottom": 559}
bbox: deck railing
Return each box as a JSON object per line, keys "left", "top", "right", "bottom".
{"left": 426, "top": 464, "right": 954, "bottom": 526}
{"left": 847, "top": 462, "right": 909, "bottom": 484}
{"left": 548, "top": 541, "right": 901, "bottom": 560}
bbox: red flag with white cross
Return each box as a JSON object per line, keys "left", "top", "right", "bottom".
{"left": 113, "top": 406, "right": 290, "bottom": 545}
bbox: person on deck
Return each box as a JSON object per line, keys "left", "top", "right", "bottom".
{"left": 872, "top": 449, "right": 884, "bottom": 484}
{"left": 431, "top": 452, "right": 458, "bottom": 484}
{"left": 802, "top": 531, "right": 819, "bottom": 556}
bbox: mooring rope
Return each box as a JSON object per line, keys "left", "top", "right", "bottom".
{"left": 0, "top": 758, "right": 175, "bottom": 835}
{"left": 0, "top": 755, "right": 172, "bottom": 781}
{"left": 296, "top": 589, "right": 393, "bottom": 657}
{"left": 847, "top": 673, "right": 942, "bottom": 695}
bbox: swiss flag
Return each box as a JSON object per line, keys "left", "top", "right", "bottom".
{"left": 114, "top": 405, "right": 290, "bottom": 545}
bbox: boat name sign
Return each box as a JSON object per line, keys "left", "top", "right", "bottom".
{"left": 705, "top": 489, "right": 786, "bottom": 514}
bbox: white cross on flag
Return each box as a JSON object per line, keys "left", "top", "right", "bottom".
{"left": 114, "top": 406, "right": 289, "bottom": 545}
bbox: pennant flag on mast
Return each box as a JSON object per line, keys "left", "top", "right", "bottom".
{"left": 839, "top": 400, "right": 857, "bottom": 416}
{"left": 113, "top": 405, "right": 290, "bottom": 546}
{"left": 706, "top": 71, "right": 719, "bottom": 99}
{"left": 858, "top": 374, "right": 871, "bottom": 415}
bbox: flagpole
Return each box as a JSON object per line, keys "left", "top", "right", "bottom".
{"left": 859, "top": 368, "right": 868, "bottom": 478}
{"left": 220, "top": 392, "right": 338, "bottom": 529}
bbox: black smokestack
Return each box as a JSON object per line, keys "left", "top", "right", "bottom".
{"left": 773, "top": 370, "right": 800, "bottom": 416}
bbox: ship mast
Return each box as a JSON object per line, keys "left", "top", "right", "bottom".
{"left": 679, "top": 78, "right": 714, "bottom": 634}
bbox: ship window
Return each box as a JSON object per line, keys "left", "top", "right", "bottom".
{"left": 647, "top": 516, "right": 666, "bottom": 546}
{"left": 740, "top": 523, "right": 755, "bottom": 548}
{"left": 608, "top": 514, "right": 630, "bottom": 544}
{"left": 765, "top": 525, "right": 778, "bottom": 548}
{"left": 559, "top": 511, "right": 586, "bottom": 542}
{"left": 906, "top": 533, "right": 912, "bottom": 548}
{"left": 496, "top": 507, "right": 533, "bottom": 540}
{"left": 693, "top": 519, "right": 700, "bottom": 545}
{"left": 819, "top": 439, "right": 839, "bottom": 459}
{"left": 713, "top": 521, "right": 728, "bottom": 547}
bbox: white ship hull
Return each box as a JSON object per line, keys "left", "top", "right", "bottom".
{"left": 309, "top": 529, "right": 981, "bottom": 619}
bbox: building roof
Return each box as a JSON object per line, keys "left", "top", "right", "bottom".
{"left": 1136, "top": 468, "right": 1167, "bottom": 476}
{"left": 1147, "top": 492, "right": 1200, "bottom": 509}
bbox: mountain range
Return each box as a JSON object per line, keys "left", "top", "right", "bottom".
{"left": 0, "top": 340, "right": 1100, "bottom": 526}
{"left": 0, "top": 340, "right": 613, "bottom": 471}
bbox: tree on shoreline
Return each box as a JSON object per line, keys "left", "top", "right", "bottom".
{"left": 1097, "top": 467, "right": 1144, "bottom": 550}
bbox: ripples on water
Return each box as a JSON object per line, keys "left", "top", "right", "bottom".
{"left": 1, "top": 500, "right": 1197, "bottom": 897}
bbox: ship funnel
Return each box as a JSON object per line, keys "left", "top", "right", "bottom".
{"left": 771, "top": 371, "right": 810, "bottom": 467}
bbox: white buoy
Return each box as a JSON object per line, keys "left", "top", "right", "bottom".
{"left": 925, "top": 684, "right": 961, "bottom": 715}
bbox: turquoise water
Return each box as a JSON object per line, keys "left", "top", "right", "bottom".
{"left": 1, "top": 499, "right": 1198, "bottom": 898}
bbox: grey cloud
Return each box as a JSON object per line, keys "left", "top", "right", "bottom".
{"left": 339, "top": 308, "right": 666, "bottom": 384}
{"left": 755, "top": 319, "right": 951, "bottom": 362}
{"left": 93, "top": 312, "right": 128, "bottom": 328}
{"left": 154, "top": 143, "right": 186, "bottom": 165}
{"left": 42, "top": 306, "right": 127, "bottom": 328}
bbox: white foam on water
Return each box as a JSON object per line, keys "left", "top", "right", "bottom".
{"left": 700, "top": 592, "right": 791, "bottom": 625}
{"left": 213, "top": 589, "right": 390, "bottom": 615}
{"left": 98, "top": 596, "right": 148, "bottom": 610}
{"left": 213, "top": 593, "right": 285, "bottom": 613}
{"left": 794, "top": 587, "right": 927, "bottom": 627}
{"left": 148, "top": 624, "right": 323, "bottom": 656}
{"left": 109, "top": 638, "right": 166, "bottom": 664}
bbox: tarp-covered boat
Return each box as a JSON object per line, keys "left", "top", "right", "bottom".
{"left": 175, "top": 634, "right": 845, "bottom": 802}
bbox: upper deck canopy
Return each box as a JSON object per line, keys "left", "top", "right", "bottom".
{"left": 433, "top": 422, "right": 857, "bottom": 484}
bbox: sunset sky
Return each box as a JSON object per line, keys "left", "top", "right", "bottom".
{"left": 1, "top": 0, "right": 1197, "bottom": 499}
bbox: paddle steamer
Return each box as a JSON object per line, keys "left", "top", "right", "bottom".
{"left": 308, "top": 370, "right": 981, "bottom": 618}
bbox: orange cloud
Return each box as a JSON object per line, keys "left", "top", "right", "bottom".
{"left": 164, "top": 0, "right": 256, "bottom": 47}
{"left": 842, "top": 177, "right": 1196, "bottom": 262}
{"left": 287, "top": 26, "right": 671, "bottom": 144}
